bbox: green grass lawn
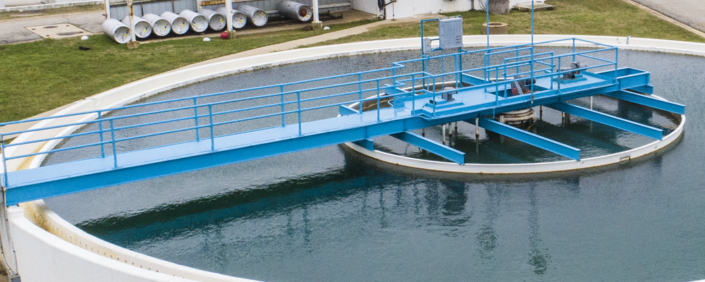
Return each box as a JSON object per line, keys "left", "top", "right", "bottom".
{"left": 1, "top": 0, "right": 703, "bottom": 123}
{"left": 310, "top": 0, "right": 705, "bottom": 46}
{"left": 0, "top": 20, "right": 375, "bottom": 122}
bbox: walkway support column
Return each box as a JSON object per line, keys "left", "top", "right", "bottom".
{"left": 311, "top": 0, "right": 323, "bottom": 29}
{"left": 126, "top": 0, "right": 139, "bottom": 49}
{"left": 225, "top": 0, "right": 235, "bottom": 37}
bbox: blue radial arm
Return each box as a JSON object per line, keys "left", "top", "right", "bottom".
{"left": 476, "top": 118, "right": 581, "bottom": 161}
{"left": 547, "top": 102, "right": 663, "bottom": 140}
{"left": 390, "top": 131, "right": 465, "bottom": 165}
{"left": 605, "top": 91, "right": 685, "bottom": 115}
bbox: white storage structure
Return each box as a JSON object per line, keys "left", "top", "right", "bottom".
{"left": 102, "top": 18, "right": 131, "bottom": 44}
{"left": 199, "top": 8, "right": 226, "bottom": 31}
{"left": 142, "top": 13, "right": 172, "bottom": 37}
{"left": 161, "top": 11, "right": 190, "bottom": 35}
{"left": 121, "top": 15, "right": 152, "bottom": 39}
{"left": 216, "top": 7, "right": 247, "bottom": 29}
{"left": 278, "top": 0, "right": 313, "bottom": 22}
{"left": 237, "top": 4, "right": 268, "bottom": 27}
{"left": 179, "top": 9, "right": 209, "bottom": 33}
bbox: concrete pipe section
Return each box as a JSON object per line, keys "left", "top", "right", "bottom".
{"left": 179, "top": 9, "right": 209, "bottom": 33}
{"left": 237, "top": 4, "right": 268, "bottom": 27}
{"left": 199, "top": 8, "right": 226, "bottom": 31}
{"left": 278, "top": 0, "right": 312, "bottom": 22}
{"left": 160, "top": 11, "right": 190, "bottom": 35}
{"left": 216, "top": 7, "right": 247, "bottom": 29}
{"left": 142, "top": 13, "right": 171, "bottom": 37}
{"left": 101, "top": 18, "right": 130, "bottom": 44}
{"left": 120, "top": 15, "right": 152, "bottom": 39}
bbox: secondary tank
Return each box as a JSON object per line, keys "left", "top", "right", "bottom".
{"left": 161, "top": 11, "right": 190, "bottom": 35}
{"left": 142, "top": 13, "right": 171, "bottom": 37}
{"left": 179, "top": 9, "right": 209, "bottom": 33}
{"left": 237, "top": 4, "right": 268, "bottom": 27}
{"left": 121, "top": 15, "right": 152, "bottom": 39}
{"left": 278, "top": 1, "right": 312, "bottom": 22}
{"left": 102, "top": 19, "right": 130, "bottom": 44}
{"left": 199, "top": 8, "right": 226, "bottom": 31}
{"left": 215, "top": 7, "right": 247, "bottom": 29}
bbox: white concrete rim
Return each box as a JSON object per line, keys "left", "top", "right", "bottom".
{"left": 3, "top": 35, "right": 702, "bottom": 282}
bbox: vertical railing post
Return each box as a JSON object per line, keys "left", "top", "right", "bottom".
{"left": 432, "top": 76, "right": 437, "bottom": 117}
{"left": 193, "top": 98, "right": 200, "bottom": 141}
{"left": 358, "top": 74, "right": 363, "bottom": 114}
{"left": 98, "top": 111, "right": 105, "bottom": 158}
{"left": 557, "top": 56, "right": 562, "bottom": 94}
{"left": 376, "top": 80, "right": 381, "bottom": 122}
{"left": 515, "top": 46, "right": 520, "bottom": 74}
{"left": 208, "top": 105, "right": 214, "bottom": 151}
{"left": 297, "top": 92, "right": 302, "bottom": 136}
{"left": 280, "top": 85, "right": 286, "bottom": 127}
{"left": 109, "top": 120, "right": 117, "bottom": 168}
{"left": 1, "top": 134, "right": 8, "bottom": 188}
{"left": 411, "top": 74, "right": 416, "bottom": 113}
{"left": 572, "top": 38, "right": 576, "bottom": 62}
{"left": 503, "top": 65, "right": 507, "bottom": 98}
{"left": 614, "top": 48, "right": 619, "bottom": 83}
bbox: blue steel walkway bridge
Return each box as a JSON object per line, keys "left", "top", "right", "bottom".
{"left": 0, "top": 37, "right": 686, "bottom": 206}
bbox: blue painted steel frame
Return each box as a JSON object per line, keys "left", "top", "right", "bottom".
{"left": 390, "top": 131, "right": 465, "bottom": 165}
{"left": 474, "top": 118, "right": 581, "bottom": 161}
{"left": 605, "top": 91, "right": 685, "bottom": 115}
{"left": 1, "top": 23, "right": 674, "bottom": 206}
{"left": 547, "top": 102, "right": 664, "bottom": 140}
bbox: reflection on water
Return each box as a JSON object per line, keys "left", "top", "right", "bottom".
{"left": 44, "top": 49, "right": 705, "bottom": 281}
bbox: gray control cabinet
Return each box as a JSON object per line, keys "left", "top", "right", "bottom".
{"left": 438, "top": 18, "right": 464, "bottom": 50}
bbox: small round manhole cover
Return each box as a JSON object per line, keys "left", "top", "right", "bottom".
{"left": 43, "top": 26, "right": 58, "bottom": 29}
{"left": 58, "top": 31, "right": 83, "bottom": 36}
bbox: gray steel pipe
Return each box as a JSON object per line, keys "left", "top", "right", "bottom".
{"left": 121, "top": 15, "right": 152, "bottom": 39}
{"left": 278, "top": 1, "right": 312, "bottom": 22}
{"left": 237, "top": 4, "right": 268, "bottom": 27}
{"left": 179, "top": 9, "right": 209, "bottom": 33}
{"left": 102, "top": 19, "right": 130, "bottom": 44}
{"left": 199, "top": 8, "right": 226, "bottom": 31}
{"left": 215, "top": 7, "right": 247, "bottom": 29}
{"left": 142, "top": 13, "right": 171, "bottom": 37}
{"left": 161, "top": 11, "right": 190, "bottom": 35}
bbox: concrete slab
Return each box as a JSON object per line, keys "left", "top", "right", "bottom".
{"left": 0, "top": 9, "right": 104, "bottom": 44}
{"left": 26, "top": 23, "right": 90, "bottom": 39}
{"left": 632, "top": 0, "right": 705, "bottom": 33}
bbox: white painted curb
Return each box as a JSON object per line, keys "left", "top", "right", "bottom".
{"left": 1, "top": 35, "right": 702, "bottom": 282}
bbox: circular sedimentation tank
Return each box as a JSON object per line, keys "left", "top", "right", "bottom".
{"left": 13, "top": 37, "right": 704, "bottom": 282}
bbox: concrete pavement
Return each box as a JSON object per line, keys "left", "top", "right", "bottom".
{"left": 632, "top": 0, "right": 705, "bottom": 32}
{"left": 0, "top": 9, "right": 104, "bottom": 44}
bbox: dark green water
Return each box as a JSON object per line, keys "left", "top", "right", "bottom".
{"left": 44, "top": 49, "right": 704, "bottom": 282}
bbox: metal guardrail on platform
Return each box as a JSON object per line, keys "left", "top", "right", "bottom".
{"left": 0, "top": 38, "right": 618, "bottom": 188}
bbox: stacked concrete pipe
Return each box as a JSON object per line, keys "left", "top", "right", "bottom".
{"left": 121, "top": 15, "right": 152, "bottom": 39}
{"left": 161, "top": 11, "right": 190, "bottom": 35}
{"left": 179, "top": 9, "right": 209, "bottom": 33}
{"left": 142, "top": 13, "right": 172, "bottom": 37}
{"left": 216, "top": 7, "right": 247, "bottom": 29}
{"left": 199, "top": 8, "right": 226, "bottom": 31}
{"left": 237, "top": 4, "right": 268, "bottom": 27}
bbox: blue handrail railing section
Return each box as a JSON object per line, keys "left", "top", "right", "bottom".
{"left": 0, "top": 38, "right": 618, "bottom": 187}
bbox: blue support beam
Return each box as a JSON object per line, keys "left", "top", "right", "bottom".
{"left": 474, "top": 118, "right": 581, "bottom": 161}
{"left": 390, "top": 131, "right": 465, "bottom": 165}
{"left": 605, "top": 91, "right": 685, "bottom": 115}
{"left": 461, "top": 73, "right": 489, "bottom": 85}
{"left": 354, "top": 138, "right": 374, "bottom": 151}
{"left": 339, "top": 105, "right": 359, "bottom": 115}
{"left": 547, "top": 102, "right": 663, "bottom": 140}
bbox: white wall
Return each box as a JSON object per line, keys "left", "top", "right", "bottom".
{"left": 376, "top": 0, "right": 532, "bottom": 20}
{"left": 352, "top": 0, "right": 380, "bottom": 15}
